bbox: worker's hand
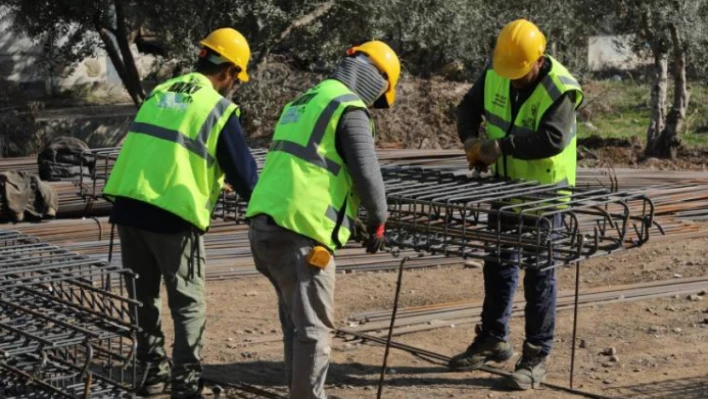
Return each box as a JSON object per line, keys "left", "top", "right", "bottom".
{"left": 467, "top": 139, "right": 501, "bottom": 170}
{"left": 464, "top": 137, "right": 482, "bottom": 167}
{"left": 363, "top": 224, "right": 387, "bottom": 254}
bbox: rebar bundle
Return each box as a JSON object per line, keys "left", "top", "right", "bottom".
{"left": 381, "top": 166, "right": 657, "bottom": 270}
{"left": 0, "top": 229, "right": 139, "bottom": 398}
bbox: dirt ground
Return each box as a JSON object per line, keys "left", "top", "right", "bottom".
{"left": 151, "top": 237, "right": 708, "bottom": 399}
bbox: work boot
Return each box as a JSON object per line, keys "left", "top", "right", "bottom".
{"left": 171, "top": 365, "right": 204, "bottom": 399}
{"left": 136, "top": 359, "right": 170, "bottom": 397}
{"left": 448, "top": 325, "right": 513, "bottom": 371}
{"left": 507, "top": 342, "right": 548, "bottom": 390}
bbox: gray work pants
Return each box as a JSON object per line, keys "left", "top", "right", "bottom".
{"left": 118, "top": 225, "right": 206, "bottom": 395}
{"left": 248, "top": 216, "right": 336, "bottom": 399}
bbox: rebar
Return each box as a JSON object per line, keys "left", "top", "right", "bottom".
{"left": 381, "top": 166, "right": 658, "bottom": 269}
{"left": 0, "top": 228, "right": 139, "bottom": 398}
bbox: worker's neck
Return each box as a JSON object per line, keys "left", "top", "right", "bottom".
{"left": 200, "top": 73, "right": 223, "bottom": 92}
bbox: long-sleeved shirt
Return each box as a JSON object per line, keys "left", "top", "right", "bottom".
{"left": 457, "top": 57, "right": 577, "bottom": 160}
{"left": 329, "top": 56, "right": 389, "bottom": 228}
{"left": 109, "top": 113, "right": 258, "bottom": 233}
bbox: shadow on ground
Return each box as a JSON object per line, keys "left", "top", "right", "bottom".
{"left": 608, "top": 376, "right": 708, "bottom": 399}
{"left": 204, "top": 360, "right": 502, "bottom": 391}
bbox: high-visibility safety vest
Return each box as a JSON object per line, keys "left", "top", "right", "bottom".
{"left": 104, "top": 72, "right": 239, "bottom": 231}
{"left": 484, "top": 56, "right": 583, "bottom": 187}
{"left": 246, "top": 79, "right": 369, "bottom": 251}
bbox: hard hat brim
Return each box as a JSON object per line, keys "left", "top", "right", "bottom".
{"left": 385, "top": 89, "right": 396, "bottom": 106}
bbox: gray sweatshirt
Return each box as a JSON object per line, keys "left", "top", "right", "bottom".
{"left": 329, "top": 57, "right": 388, "bottom": 228}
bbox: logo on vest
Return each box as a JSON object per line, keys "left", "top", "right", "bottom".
{"left": 492, "top": 94, "right": 507, "bottom": 108}
{"left": 156, "top": 92, "right": 192, "bottom": 111}
{"left": 519, "top": 104, "right": 539, "bottom": 130}
{"left": 280, "top": 106, "right": 306, "bottom": 125}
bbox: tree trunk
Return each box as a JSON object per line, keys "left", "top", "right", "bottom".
{"left": 113, "top": 0, "right": 146, "bottom": 105}
{"left": 655, "top": 23, "right": 690, "bottom": 160}
{"left": 644, "top": 49, "right": 669, "bottom": 158}
{"left": 96, "top": 26, "right": 142, "bottom": 107}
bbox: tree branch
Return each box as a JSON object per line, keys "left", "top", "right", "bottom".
{"left": 253, "top": 0, "right": 336, "bottom": 72}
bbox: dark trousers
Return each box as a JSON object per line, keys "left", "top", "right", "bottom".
{"left": 480, "top": 212, "right": 561, "bottom": 356}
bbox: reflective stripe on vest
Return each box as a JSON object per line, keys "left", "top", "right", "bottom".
{"left": 104, "top": 72, "right": 238, "bottom": 231}
{"left": 268, "top": 93, "right": 360, "bottom": 176}
{"left": 483, "top": 56, "right": 583, "bottom": 187}
{"left": 246, "top": 80, "right": 368, "bottom": 250}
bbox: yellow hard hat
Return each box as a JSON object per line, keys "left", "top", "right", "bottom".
{"left": 492, "top": 19, "right": 546, "bottom": 80}
{"left": 347, "top": 40, "right": 401, "bottom": 106}
{"left": 199, "top": 28, "right": 251, "bottom": 82}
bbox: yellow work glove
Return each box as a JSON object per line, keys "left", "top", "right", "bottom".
{"left": 465, "top": 138, "right": 502, "bottom": 171}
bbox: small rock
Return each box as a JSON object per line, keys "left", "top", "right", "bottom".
{"left": 687, "top": 261, "right": 695, "bottom": 266}
{"left": 633, "top": 369, "right": 641, "bottom": 373}
{"left": 235, "top": 330, "right": 244, "bottom": 334}
{"left": 348, "top": 322, "right": 358, "bottom": 327}
{"left": 673, "top": 295, "right": 681, "bottom": 299}
{"left": 450, "top": 324, "right": 456, "bottom": 328}
{"left": 602, "top": 347, "right": 617, "bottom": 356}
{"left": 244, "top": 328, "right": 254, "bottom": 334}
{"left": 699, "top": 290, "right": 707, "bottom": 296}
{"left": 241, "top": 352, "right": 254, "bottom": 359}
{"left": 579, "top": 339, "right": 587, "bottom": 349}
{"left": 602, "top": 362, "right": 613, "bottom": 368}
{"left": 704, "top": 318, "right": 708, "bottom": 325}
{"left": 464, "top": 260, "right": 482, "bottom": 269}
{"left": 364, "top": 386, "right": 373, "bottom": 391}
{"left": 227, "top": 337, "right": 234, "bottom": 342}
{"left": 603, "top": 379, "right": 613, "bottom": 384}
{"left": 271, "top": 329, "right": 278, "bottom": 333}
{"left": 610, "top": 355, "right": 620, "bottom": 363}
{"left": 368, "top": 295, "right": 375, "bottom": 300}
{"left": 665, "top": 305, "right": 676, "bottom": 312}
{"left": 688, "top": 294, "right": 704, "bottom": 302}
{"left": 649, "top": 326, "right": 661, "bottom": 333}
{"left": 674, "top": 273, "right": 683, "bottom": 279}
{"left": 244, "top": 291, "right": 259, "bottom": 297}
{"left": 387, "top": 368, "right": 397, "bottom": 374}
{"left": 409, "top": 290, "right": 417, "bottom": 294}
{"left": 673, "top": 327, "right": 682, "bottom": 333}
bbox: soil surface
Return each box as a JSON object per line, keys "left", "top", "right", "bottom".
{"left": 152, "top": 238, "right": 708, "bottom": 399}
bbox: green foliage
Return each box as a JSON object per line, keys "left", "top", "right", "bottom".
{"left": 577, "top": 80, "right": 708, "bottom": 147}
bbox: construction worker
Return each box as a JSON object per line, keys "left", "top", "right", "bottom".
{"left": 103, "top": 28, "right": 258, "bottom": 399}
{"left": 245, "top": 41, "right": 399, "bottom": 399}
{"left": 451, "top": 19, "right": 583, "bottom": 390}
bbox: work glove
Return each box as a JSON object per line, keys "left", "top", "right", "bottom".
{"left": 465, "top": 138, "right": 502, "bottom": 171}
{"left": 363, "top": 224, "right": 387, "bottom": 254}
